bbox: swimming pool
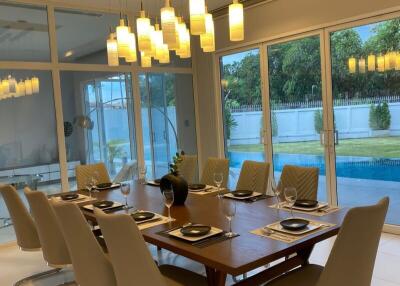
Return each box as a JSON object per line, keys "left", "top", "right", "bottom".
{"left": 228, "top": 151, "right": 400, "bottom": 182}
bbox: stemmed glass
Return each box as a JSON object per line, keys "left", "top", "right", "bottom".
{"left": 139, "top": 165, "right": 147, "bottom": 185}
{"left": 284, "top": 187, "right": 297, "bottom": 218}
{"left": 86, "top": 174, "right": 98, "bottom": 198}
{"left": 120, "top": 183, "right": 131, "bottom": 210}
{"left": 222, "top": 199, "right": 236, "bottom": 237}
{"left": 163, "top": 188, "right": 174, "bottom": 222}
{"left": 271, "top": 183, "right": 281, "bottom": 209}
{"left": 213, "top": 172, "right": 223, "bottom": 197}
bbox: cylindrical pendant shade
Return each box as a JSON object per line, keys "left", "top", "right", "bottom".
{"left": 2, "top": 79, "right": 10, "bottom": 95}
{"left": 137, "top": 10, "right": 152, "bottom": 52}
{"left": 389, "top": 51, "right": 397, "bottom": 69}
{"left": 358, "top": 58, "right": 366, "bottom": 73}
{"left": 229, "top": 0, "right": 244, "bottom": 42}
{"left": 116, "top": 19, "right": 130, "bottom": 58}
{"left": 377, "top": 54, "right": 385, "bottom": 72}
{"left": 348, "top": 57, "right": 356, "bottom": 73}
{"left": 200, "top": 13, "right": 215, "bottom": 52}
{"left": 17, "top": 81, "right": 26, "bottom": 97}
{"left": 107, "top": 32, "right": 119, "bottom": 66}
{"left": 25, "top": 78, "right": 33, "bottom": 95}
{"left": 158, "top": 44, "right": 170, "bottom": 63}
{"left": 368, "top": 54, "right": 376, "bottom": 71}
{"left": 8, "top": 76, "right": 17, "bottom": 96}
{"left": 31, "top": 76, "right": 39, "bottom": 93}
{"left": 189, "top": 0, "right": 206, "bottom": 35}
{"left": 140, "top": 51, "right": 152, "bottom": 67}
{"left": 125, "top": 32, "right": 138, "bottom": 62}
{"left": 153, "top": 24, "right": 164, "bottom": 61}
{"left": 146, "top": 25, "right": 156, "bottom": 57}
{"left": 161, "top": 0, "right": 179, "bottom": 50}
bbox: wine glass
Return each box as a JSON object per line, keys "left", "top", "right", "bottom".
{"left": 213, "top": 172, "right": 223, "bottom": 197}
{"left": 91, "top": 171, "right": 99, "bottom": 192}
{"left": 120, "top": 183, "right": 131, "bottom": 209}
{"left": 85, "top": 175, "right": 96, "bottom": 198}
{"left": 139, "top": 165, "right": 147, "bottom": 185}
{"left": 271, "top": 183, "right": 281, "bottom": 209}
{"left": 163, "top": 188, "right": 174, "bottom": 222}
{"left": 284, "top": 187, "right": 297, "bottom": 217}
{"left": 222, "top": 199, "right": 236, "bottom": 237}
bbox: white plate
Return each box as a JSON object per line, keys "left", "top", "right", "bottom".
{"left": 168, "top": 226, "right": 223, "bottom": 242}
{"left": 266, "top": 218, "right": 322, "bottom": 235}
{"left": 223, "top": 192, "right": 263, "bottom": 200}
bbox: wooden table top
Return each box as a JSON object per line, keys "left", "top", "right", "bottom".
{"left": 78, "top": 182, "right": 348, "bottom": 276}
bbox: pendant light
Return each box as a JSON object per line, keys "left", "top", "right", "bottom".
{"left": 116, "top": 18, "right": 130, "bottom": 58}
{"left": 125, "top": 29, "right": 138, "bottom": 63}
{"left": 161, "top": 0, "right": 179, "bottom": 49}
{"left": 140, "top": 51, "right": 152, "bottom": 67}
{"left": 153, "top": 23, "right": 164, "bottom": 61}
{"left": 384, "top": 53, "right": 390, "bottom": 71}
{"left": 107, "top": 32, "right": 119, "bottom": 66}
{"left": 2, "top": 78, "right": 10, "bottom": 96}
{"left": 358, "top": 58, "right": 366, "bottom": 73}
{"left": 181, "top": 28, "right": 191, "bottom": 58}
{"left": 17, "top": 81, "right": 26, "bottom": 97}
{"left": 25, "top": 78, "right": 33, "bottom": 95}
{"left": 31, "top": 76, "right": 39, "bottom": 93}
{"left": 8, "top": 76, "right": 17, "bottom": 96}
{"left": 200, "top": 10, "right": 215, "bottom": 52}
{"left": 229, "top": 0, "right": 244, "bottom": 42}
{"left": 389, "top": 51, "right": 397, "bottom": 69}
{"left": 377, "top": 54, "right": 385, "bottom": 72}
{"left": 0, "top": 83, "right": 3, "bottom": 100}
{"left": 189, "top": 0, "right": 206, "bottom": 35}
{"left": 348, "top": 57, "right": 356, "bottom": 73}
{"left": 395, "top": 52, "right": 400, "bottom": 71}
{"left": 176, "top": 17, "right": 186, "bottom": 57}
{"left": 368, "top": 54, "right": 376, "bottom": 72}
{"left": 137, "top": 4, "right": 151, "bottom": 52}
{"left": 146, "top": 25, "right": 157, "bottom": 58}
{"left": 159, "top": 44, "right": 170, "bottom": 63}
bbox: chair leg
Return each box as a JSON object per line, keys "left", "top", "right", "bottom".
{"left": 14, "top": 268, "right": 62, "bottom": 286}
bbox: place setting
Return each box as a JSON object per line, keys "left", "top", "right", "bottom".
{"left": 252, "top": 188, "right": 335, "bottom": 243}
{"left": 223, "top": 189, "right": 267, "bottom": 203}
{"left": 49, "top": 192, "right": 96, "bottom": 204}
{"left": 188, "top": 173, "right": 226, "bottom": 196}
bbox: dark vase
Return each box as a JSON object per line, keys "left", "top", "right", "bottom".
{"left": 160, "top": 173, "right": 188, "bottom": 205}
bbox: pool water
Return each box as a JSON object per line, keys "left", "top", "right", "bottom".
{"left": 228, "top": 151, "right": 400, "bottom": 182}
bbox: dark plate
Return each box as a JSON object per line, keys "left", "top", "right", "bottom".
{"left": 232, "top": 190, "right": 254, "bottom": 197}
{"left": 93, "top": 200, "right": 114, "bottom": 209}
{"left": 180, "top": 224, "right": 211, "bottom": 237}
{"left": 61, "top": 193, "right": 79, "bottom": 201}
{"left": 131, "top": 212, "right": 155, "bottom": 222}
{"left": 294, "top": 199, "right": 319, "bottom": 208}
{"left": 188, "top": 184, "right": 206, "bottom": 190}
{"left": 280, "top": 218, "right": 309, "bottom": 231}
{"left": 96, "top": 183, "right": 113, "bottom": 189}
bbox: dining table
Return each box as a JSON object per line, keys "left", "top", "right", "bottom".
{"left": 71, "top": 181, "right": 348, "bottom": 286}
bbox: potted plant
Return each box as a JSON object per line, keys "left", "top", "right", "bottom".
{"left": 159, "top": 151, "right": 189, "bottom": 205}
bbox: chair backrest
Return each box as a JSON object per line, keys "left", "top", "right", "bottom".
{"left": 236, "top": 161, "right": 270, "bottom": 194}
{"left": 178, "top": 155, "right": 198, "bottom": 183}
{"left": 277, "top": 165, "right": 319, "bottom": 200}
{"left": 317, "top": 197, "right": 389, "bottom": 286}
{"left": 94, "top": 209, "right": 167, "bottom": 286}
{"left": 112, "top": 160, "right": 137, "bottom": 183}
{"left": 0, "top": 185, "right": 40, "bottom": 250}
{"left": 24, "top": 188, "right": 71, "bottom": 267}
{"left": 52, "top": 201, "right": 116, "bottom": 286}
{"left": 200, "top": 157, "right": 230, "bottom": 188}
{"left": 75, "top": 162, "right": 111, "bottom": 190}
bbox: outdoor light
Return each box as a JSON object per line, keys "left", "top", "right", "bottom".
{"left": 358, "top": 58, "right": 366, "bottom": 73}
{"left": 377, "top": 54, "right": 385, "bottom": 72}
{"left": 31, "top": 76, "right": 39, "bottom": 93}
{"left": 137, "top": 8, "right": 151, "bottom": 52}
{"left": 348, "top": 57, "right": 356, "bottom": 73}
{"left": 140, "top": 51, "right": 152, "bottom": 67}
{"left": 200, "top": 11, "right": 215, "bottom": 52}
{"left": 368, "top": 54, "right": 376, "bottom": 71}
{"left": 161, "top": 0, "right": 178, "bottom": 49}
{"left": 116, "top": 18, "right": 130, "bottom": 58}
{"left": 25, "top": 78, "right": 33, "bottom": 95}
{"left": 396, "top": 52, "right": 400, "bottom": 70}
{"left": 384, "top": 53, "right": 390, "bottom": 71}
{"left": 189, "top": 0, "right": 206, "bottom": 35}
{"left": 229, "top": 0, "right": 244, "bottom": 42}
{"left": 107, "top": 32, "right": 119, "bottom": 66}
{"left": 125, "top": 31, "right": 138, "bottom": 63}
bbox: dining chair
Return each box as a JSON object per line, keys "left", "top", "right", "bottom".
{"left": 75, "top": 162, "right": 111, "bottom": 190}
{"left": 112, "top": 160, "right": 137, "bottom": 183}
{"left": 178, "top": 155, "right": 198, "bottom": 183}
{"left": 262, "top": 197, "right": 389, "bottom": 286}
{"left": 277, "top": 165, "right": 319, "bottom": 200}
{"left": 24, "top": 187, "right": 71, "bottom": 268}
{"left": 236, "top": 161, "right": 270, "bottom": 194}
{"left": 52, "top": 201, "right": 117, "bottom": 286}
{"left": 0, "top": 185, "right": 61, "bottom": 286}
{"left": 94, "top": 208, "right": 207, "bottom": 286}
{"left": 200, "top": 157, "right": 230, "bottom": 188}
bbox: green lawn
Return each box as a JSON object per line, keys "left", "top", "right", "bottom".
{"left": 229, "top": 137, "right": 400, "bottom": 158}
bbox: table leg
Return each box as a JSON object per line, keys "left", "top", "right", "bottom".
{"left": 205, "top": 266, "right": 227, "bottom": 286}
{"left": 297, "top": 245, "right": 314, "bottom": 265}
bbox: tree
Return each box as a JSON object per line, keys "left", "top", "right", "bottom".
{"left": 369, "top": 102, "right": 391, "bottom": 130}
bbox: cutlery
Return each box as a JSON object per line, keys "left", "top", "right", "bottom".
{"left": 262, "top": 227, "right": 293, "bottom": 241}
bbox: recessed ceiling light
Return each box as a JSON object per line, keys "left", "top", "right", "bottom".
{"left": 64, "top": 50, "right": 74, "bottom": 57}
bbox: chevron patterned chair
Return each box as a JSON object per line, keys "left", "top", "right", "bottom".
{"left": 236, "top": 160, "right": 270, "bottom": 194}
{"left": 277, "top": 165, "right": 319, "bottom": 200}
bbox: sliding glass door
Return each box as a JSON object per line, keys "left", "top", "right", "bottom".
{"left": 329, "top": 19, "right": 400, "bottom": 225}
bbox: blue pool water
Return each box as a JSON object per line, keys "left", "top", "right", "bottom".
{"left": 228, "top": 151, "right": 400, "bottom": 182}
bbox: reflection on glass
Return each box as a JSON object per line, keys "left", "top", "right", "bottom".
{"left": 330, "top": 19, "right": 400, "bottom": 224}
{"left": 220, "top": 49, "right": 263, "bottom": 189}
{"left": 0, "top": 70, "right": 59, "bottom": 244}
{"left": 267, "top": 36, "right": 326, "bottom": 202}
{"left": 60, "top": 71, "right": 137, "bottom": 190}
{"left": 0, "top": 3, "right": 50, "bottom": 62}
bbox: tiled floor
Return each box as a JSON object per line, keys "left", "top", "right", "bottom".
{"left": 0, "top": 232, "right": 399, "bottom": 285}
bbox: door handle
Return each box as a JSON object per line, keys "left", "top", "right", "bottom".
{"left": 320, "top": 131, "right": 325, "bottom": 146}
{"left": 334, "top": 130, "right": 339, "bottom": 145}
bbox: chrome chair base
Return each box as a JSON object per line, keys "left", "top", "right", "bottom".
{"left": 13, "top": 268, "right": 75, "bottom": 286}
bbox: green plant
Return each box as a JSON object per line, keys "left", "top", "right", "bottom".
{"left": 169, "top": 150, "right": 185, "bottom": 175}
{"left": 314, "top": 109, "right": 324, "bottom": 134}
{"left": 107, "top": 139, "right": 127, "bottom": 164}
{"left": 224, "top": 99, "right": 239, "bottom": 140}
{"left": 369, "top": 102, "right": 391, "bottom": 130}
